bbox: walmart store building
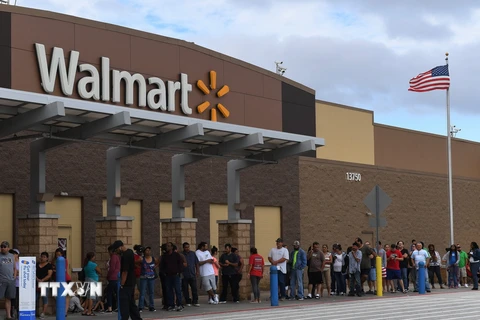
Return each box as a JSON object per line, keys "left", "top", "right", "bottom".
{"left": 1, "top": 5, "right": 480, "bottom": 300}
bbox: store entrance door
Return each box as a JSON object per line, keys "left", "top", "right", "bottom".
{"left": 58, "top": 226, "right": 72, "bottom": 275}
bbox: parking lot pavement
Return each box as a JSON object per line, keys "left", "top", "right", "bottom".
{"left": 62, "top": 287, "right": 478, "bottom": 320}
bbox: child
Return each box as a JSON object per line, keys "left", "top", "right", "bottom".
{"left": 92, "top": 295, "right": 105, "bottom": 313}
{"left": 68, "top": 295, "right": 84, "bottom": 314}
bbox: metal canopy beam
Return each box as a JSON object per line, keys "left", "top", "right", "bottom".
{"left": 248, "top": 139, "right": 316, "bottom": 162}
{"left": 43, "top": 111, "right": 131, "bottom": 150}
{"left": 0, "top": 101, "right": 65, "bottom": 138}
{"left": 195, "top": 133, "right": 264, "bottom": 156}
{"left": 226, "top": 139, "right": 317, "bottom": 221}
{"left": 172, "top": 133, "right": 264, "bottom": 219}
{"left": 106, "top": 123, "right": 204, "bottom": 217}
{"left": 30, "top": 111, "right": 131, "bottom": 216}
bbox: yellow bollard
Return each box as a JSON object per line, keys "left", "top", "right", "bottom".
{"left": 376, "top": 256, "right": 383, "bottom": 296}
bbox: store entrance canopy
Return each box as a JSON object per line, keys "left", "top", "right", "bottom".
{"left": 0, "top": 88, "right": 325, "bottom": 220}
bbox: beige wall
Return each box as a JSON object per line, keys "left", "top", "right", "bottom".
{"left": 0, "top": 194, "right": 13, "bottom": 246}
{"left": 316, "top": 101, "right": 375, "bottom": 165}
{"left": 254, "top": 206, "right": 281, "bottom": 261}
{"left": 102, "top": 200, "right": 142, "bottom": 246}
{"left": 375, "top": 124, "right": 480, "bottom": 179}
{"left": 159, "top": 201, "right": 193, "bottom": 245}
{"left": 209, "top": 204, "right": 228, "bottom": 249}
{"left": 46, "top": 196, "right": 82, "bottom": 270}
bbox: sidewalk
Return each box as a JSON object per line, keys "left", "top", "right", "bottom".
{"left": 60, "top": 286, "right": 472, "bottom": 319}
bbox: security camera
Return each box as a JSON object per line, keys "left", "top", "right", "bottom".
{"left": 275, "top": 61, "right": 283, "bottom": 65}
{"left": 281, "top": 70, "right": 285, "bottom": 75}
{"left": 366, "top": 212, "right": 372, "bottom": 216}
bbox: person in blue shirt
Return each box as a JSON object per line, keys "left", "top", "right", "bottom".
{"left": 447, "top": 244, "right": 460, "bottom": 288}
{"left": 82, "top": 252, "right": 101, "bottom": 316}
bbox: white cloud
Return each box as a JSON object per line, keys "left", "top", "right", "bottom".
{"left": 11, "top": 0, "right": 480, "bottom": 119}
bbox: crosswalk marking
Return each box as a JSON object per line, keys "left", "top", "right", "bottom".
{"left": 173, "top": 291, "right": 480, "bottom": 320}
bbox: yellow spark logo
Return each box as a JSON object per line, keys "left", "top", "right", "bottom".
{"left": 196, "top": 71, "right": 230, "bottom": 121}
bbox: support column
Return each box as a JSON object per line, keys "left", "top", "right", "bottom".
{"left": 171, "top": 154, "right": 204, "bottom": 219}
{"left": 17, "top": 214, "right": 60, "bottom": 260}
{"left": 227, "top": 160, "right": 258, "bottom": 221}
{"left": 160, "top": 218, "right": 198, "bottom": 249}
{"left": 218, "top": 220, "right": 252, "bottom": 301}
{"left": 172, "top": 132, "right": 263, "bottom": 219}
{"left": 17, "top": 214, "right": 60, "bottom": 315}
{"left": 95, "top": 216, "right": 133, "bottom": 282}
{"left": 30, "top": 140, "right": 47, "bottom": 215}
{"left": 106, "top": 123, "right": 204, "bottom": 217}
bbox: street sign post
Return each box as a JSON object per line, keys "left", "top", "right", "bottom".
{"left": 364, "top": 185, "right": 392, "bottom": 246}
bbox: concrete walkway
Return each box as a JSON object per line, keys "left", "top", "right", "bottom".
{"left": 51, "top": 286, "right": 473, "bottom": 319}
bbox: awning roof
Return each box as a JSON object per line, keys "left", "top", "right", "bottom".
{"left": 0, "top": 88, "right": 324, "bottom": 161}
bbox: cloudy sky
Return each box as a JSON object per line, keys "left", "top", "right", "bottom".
{"left": 14, "top": 0, "right": 480, "bottom": 142}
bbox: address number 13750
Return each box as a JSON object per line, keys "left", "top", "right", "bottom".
{"left": 346, "top": 172, "right": 361, "bottom": 182}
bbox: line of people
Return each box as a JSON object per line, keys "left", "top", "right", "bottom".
{"left": 266, "top": 237, "right": 480, "bottom": 301}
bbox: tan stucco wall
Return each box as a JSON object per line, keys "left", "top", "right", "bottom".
{"left": 0, "top": 194, "right": 13, "bottom": 247}
{"left": 316, "top": 101, "right": 375, "bottom": 165}
{"left": 254, "top": 206, "right": 281, "bottom": 261}
{"left": 375, "top": 124, "right": 480, "bottom": 179}
{"left": 209, "top": 204, "right": 228, "bottom": 249}
{"left": 46, "top": 196, "right": 82, "bottom": 269}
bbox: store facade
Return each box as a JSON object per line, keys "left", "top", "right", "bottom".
{"left": 1, "top": 4, "right": 480, "bottom": 307}
{"left": 0, "top": 5, "right": 324, "bottom": 302}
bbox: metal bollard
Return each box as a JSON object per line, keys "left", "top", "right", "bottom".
{"left": 270, "top": 266, "right": 279, "bottom": 307}
{"left": 117, "top": 272, "right": 121, "bottom": 320}
{"left": 56, "top": 256, "right": 66, "bottom": 320}
{"left": 418, "top": 262, "right": 426, "bottom": 294}
{"left": 375, "top": 256, "right": 382, "bottom": 297}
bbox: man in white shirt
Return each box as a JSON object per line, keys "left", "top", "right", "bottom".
{"left": 268, "top": 238, "right": 289, "bottom": 301}
{"left": 411, "top": 242, "right": 431, "bottom": 292}
{"left": 195, "top": 242, "right": 218, "bottom": 304}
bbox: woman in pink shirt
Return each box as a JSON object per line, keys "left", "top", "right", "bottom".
{"left": 211, "top": 246, "right": 221, "bottom": 297}
{"left": 105, "top": 245, "right": 121, "bottom": 313}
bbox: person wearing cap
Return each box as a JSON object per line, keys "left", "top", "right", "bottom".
{"left": 9, "top": 248, "right": 19, "bottom": 319}
{"left": 113, "top": 240, "right": 142, "bottom": 320}
{"left": 268, "top": 238, "right": 289, "bottom": 301}
{"left": 289, "top": 241, "right": 306, "bottom": 300}
{"left": 0, "top": 241, "right": 16, "bottom": 320}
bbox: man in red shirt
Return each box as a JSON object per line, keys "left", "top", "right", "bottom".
{"left": 386, "top": 244, "right": 407, "bottom": 293}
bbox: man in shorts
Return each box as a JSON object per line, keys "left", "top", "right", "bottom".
{"left": 386, "top": 244, "right": 407, "bottom": 293}
{"left": 457, "top": 244, "right": 469, "bottom": 287}
{"left": 306, "top": 242, "right": 325, "bottom": 299}
{"left": 0, "top": 241, "right": 16, "bottom": 320}
{"left": 195, "top": 242, "right": 218, "bottom": 304}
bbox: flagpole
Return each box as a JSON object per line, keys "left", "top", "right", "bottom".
{"left": 445, "top": 52, "right": 454, "bottom": 245}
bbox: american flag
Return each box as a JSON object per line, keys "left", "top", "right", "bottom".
{"left": 408, "top": 65, "right": 450, "bottom": 92}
